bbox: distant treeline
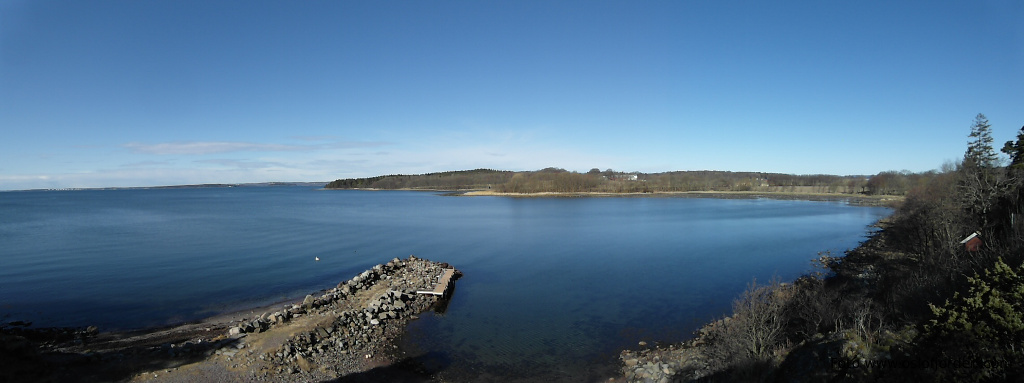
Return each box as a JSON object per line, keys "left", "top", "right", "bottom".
{"left": 325, "top": 169, "right": 513, "bottom": 190}
{"left": 326, "top": 167, "right": 931, "bottom": 196}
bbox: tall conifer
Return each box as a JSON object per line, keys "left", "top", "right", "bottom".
{"left": 965, "top": 113, "right": 998, "bottom": 168}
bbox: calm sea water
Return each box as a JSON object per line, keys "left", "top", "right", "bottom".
{"left": 0, "top": 187, "right": 889, "bottom": 381}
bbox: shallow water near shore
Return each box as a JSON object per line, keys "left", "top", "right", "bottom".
{"left": 0, "top": 187, "right": 889, "bottom": 381}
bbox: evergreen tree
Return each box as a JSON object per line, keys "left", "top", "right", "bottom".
{"left": 959, "top": 113, "right": 1009, "bottom": 231}
{"left": 1001, "top": 125, "right": 1024, "bottom": 168}
{"left": 965, "top": 113, "right": 998, "bottom": 168}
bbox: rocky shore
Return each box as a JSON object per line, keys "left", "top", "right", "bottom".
{"left": 620, "top": 340, "right": 709, "bottom": 383}
{"left": 1, "top": 256, "right": 460, "bottom": 382}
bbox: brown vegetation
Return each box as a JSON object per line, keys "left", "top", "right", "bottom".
{"left": 622, "top": 114, "right": 1024, "bottom": 382}
{"left": 327, "top": 167, "right": 932, "bottom": 197}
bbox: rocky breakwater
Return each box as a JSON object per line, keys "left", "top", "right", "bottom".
{"left": 127, "top": 255, "right": 461, "bottom": 382}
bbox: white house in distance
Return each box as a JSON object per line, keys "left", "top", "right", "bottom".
{"left": 606, "top": 173, "right": 638, "bottom": 181}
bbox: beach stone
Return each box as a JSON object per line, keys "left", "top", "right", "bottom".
{"left": 229, "top": 327, "right": 243, "bottom": 336}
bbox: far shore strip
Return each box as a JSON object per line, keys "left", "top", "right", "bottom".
{"left": 460, "top": 190, "right": 902, "bottom": 203}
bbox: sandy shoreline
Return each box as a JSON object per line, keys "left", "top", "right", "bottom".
{"left": 458, "top": 190, "right": 902, "bottom": 206}
{"left": 323, "top": 187, "right": 902, "bottom": 207}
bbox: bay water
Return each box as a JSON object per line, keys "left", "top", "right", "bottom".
{"left": 0, "top": 187, "right": 890, "bottom": 380}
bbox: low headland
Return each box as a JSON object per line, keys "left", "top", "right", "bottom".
{"left": 324, "top": 168, "right": 915, "bottom": 207}
{"left": 1, "top": 256, "right": 462, "bottom": 382}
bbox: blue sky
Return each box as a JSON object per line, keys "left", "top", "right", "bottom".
{"left": 2, "top": 1, "right": 1022, "bottom": 189}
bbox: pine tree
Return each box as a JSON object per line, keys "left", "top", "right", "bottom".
{"left": 1001, "top": 125, "right": 1024, "bottom": 168}
{"left": 965, "top": 113, "right": 998, "bottom": 168}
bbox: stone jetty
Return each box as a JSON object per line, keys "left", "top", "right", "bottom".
{"left": 146, "top": 255, "right": 462, "bottom": 382}
{"left": 0, "top": 256, "right": 461, "bottom": 383}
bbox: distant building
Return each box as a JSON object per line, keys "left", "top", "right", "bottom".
{"left": 609, "top": 173, "right": 639, "bottom": 181}
{"left": 960, "top": 232, "right": 982, "bottom": 252}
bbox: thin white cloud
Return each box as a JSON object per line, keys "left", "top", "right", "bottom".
{"left": 123, "top": 140, "right": 390, "bottom": 155}
{"left": 290, "top": 135, "right": 338, "bottom": 142}
{"left": 321, "top": 141, "right": 392, "bottom": 150}
{"left": 120, "top": 160, "right": 174, "bottom": 168}
{"left": 123, "top": 141, "right": 300, "bottom": 155}
{"left": 0, "top": 128, "right": 619, "bottom": 190}
{"left": 195, "top": 159, "right": 286, "bottom": 169}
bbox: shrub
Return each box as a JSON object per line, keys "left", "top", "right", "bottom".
{"left": 916, "top": 258, "right": 1024, "bottom": 381}
{"left": 704, "top": 277, "right": 788, "bottom": 380}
